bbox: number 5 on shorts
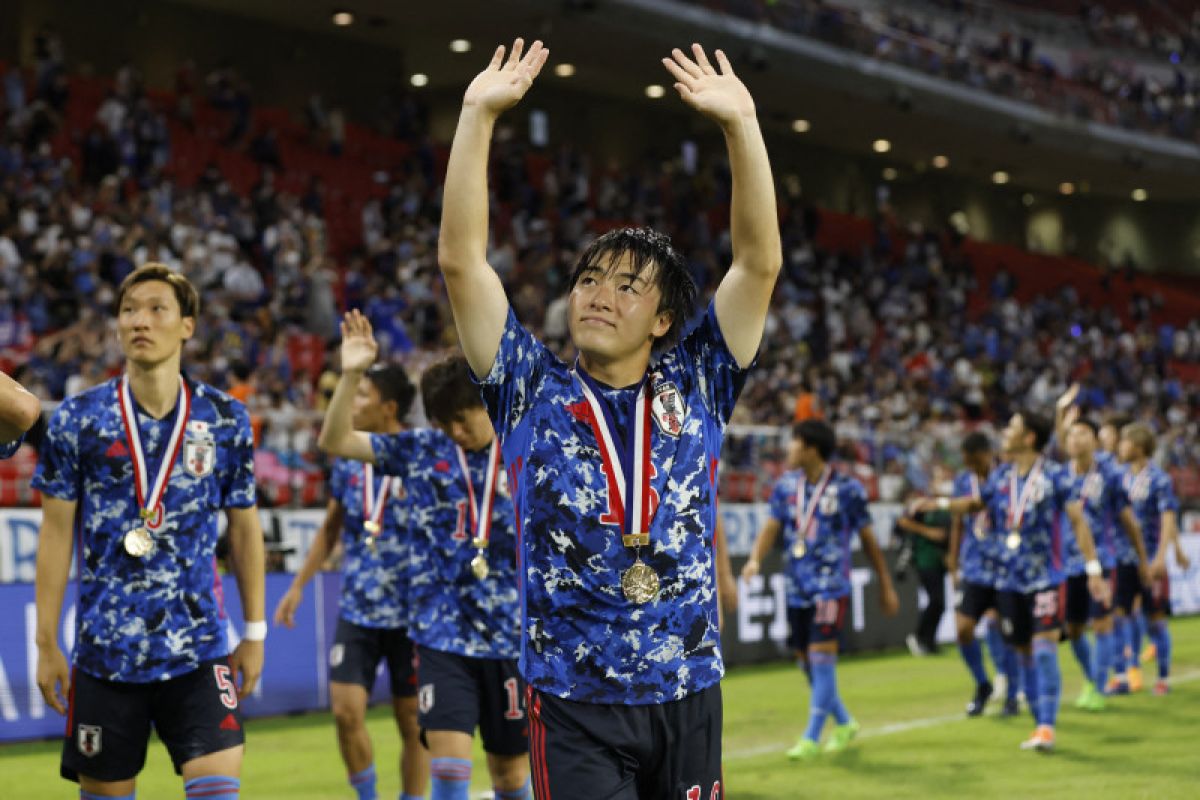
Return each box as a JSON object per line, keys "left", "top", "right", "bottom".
{"left": 214, "top": 664, "right": 239, "bottom": 709}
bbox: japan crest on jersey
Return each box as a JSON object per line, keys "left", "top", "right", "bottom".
{"left": 650, "top": 373, "right": 687, "bottom": 437}
{"left": 77, "top": 724, "right": 102, "bottom": 757}
{"left": 184, "top": 435, "right": 216, "bottom": 478}
{"left": 820, "top": 486, "right": 839, "bottom": 515}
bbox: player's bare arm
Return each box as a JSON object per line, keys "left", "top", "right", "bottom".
{"left": 946, "top": 513, "right": 963, "bottom": 582}
{"left": 741, "top": 517, "right": 781, "bottom": 581}
{"left": 439, "top": 38, "right": 549, "bottom": 377}
{"left": 0, "top": 370, "right": 40, "bottom": 443}
{"left": 317, "top": 311, "right": 380, "bottom": 464}
{"left": 1161, "top": 509, "right": 1188, "bottom": 572}
{"left": 34, "top": 496, "right": 77, "bottom": 715}
{"left": 1066, "top": 500, "right": 1111, "bottom": 606}
{"left": 1053, "top": 383, "right": 1080, "bottom": 449}
{"left": 274, "top": 499, "right": 345, "bottom": 628}
{"left": 1117, "top": 506, "right": 1152, "bottom": 586}
{"left": 227, "top": 505, "right": 266, "bottom": 695}
{"left": 714, "top": 517, "right": 738, "bottom": 613}
{"left": 662, "top": 44, "right": 781, "bottom": 367}
{"left": 859, "top": 524, "right": 900, "bottom": 616}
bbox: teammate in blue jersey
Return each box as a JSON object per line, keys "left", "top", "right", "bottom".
{"left": 438, "top": 38, "right": 780, "bottom": 798}
{"left": 945, "top": 432, "right": 1020, "bottom": 718}
{"left": 1058, "top": 411, "right": 1149, "bottom": 712}
{"left": 1118, "top": 423, "right": 1190, "bottom": 696}
{"left": 33, "top": 265, "right": 265, "bottom": 800}
{"left": 922, "top": 410, "right": 1108, "bottom": 753}
{"left": 275, "top": 364, "right": 428, "bottom": 800}
{"left": 319, "top": 314, "right": 529, "bottom": 800}
{"left": 0, "top": 369, "right": 40, "bottom": 457}
{"left": 741, "top": 421, "right": 898, "bottom": 760}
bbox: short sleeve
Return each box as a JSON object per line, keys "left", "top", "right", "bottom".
{"left": 31, "top": 401, "right": 80, "bottom": 501}
{"left": 473, "top": 308, "right": 553, "bottom": 440}
{"left": 1055, "top": 468, "right": 1078, "bottom": 509}
{"left": 845, "top": 480, "right": 871, "bottom": 532}
{"left": 1156, "top": 474, "right": 1180, "bottom": 514}
{"left": 329, "top": 460, "right": 349, "bottom": 505}
{"left": 221, "top": 402, "right": 257, "bottom": 508}
{"left": 674, "top": 302, "right": 752, "bottom": 425}
{"left": 768, "top": 478, "right": 790, "bottom": 523}
{"left": 0, "top": 435, "right": 23, "bottom": 459}
{"left": 1106, "top": 467, "right": 1130, "bottom": 514}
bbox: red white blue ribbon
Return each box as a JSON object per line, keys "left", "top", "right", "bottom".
{"left": 455, "top": 437, "right": 503, "bottom": 546}
{"left": 118, "top": 374, "right": 190, "bottom": 529}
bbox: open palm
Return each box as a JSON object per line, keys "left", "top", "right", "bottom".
{"left": 662, "top": 44, "right": 756, "bottom": 126}
{"left": 464, "top": 38, "right": 549, "bottom": 116}
{"left": 340, "top": 310, "right": 378, "bottom": 373}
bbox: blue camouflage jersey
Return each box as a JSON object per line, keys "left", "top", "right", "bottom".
{"left": 0, "top": 434, "right": 23, "bottom": 459}
{"left": 32, "top": 376, "right": 255, "bottom": 682}
{"left": 981, "top": 458, "right": 1077, "bottom": 593}
{"left": 769, "top": 468, "right": 870, "bottom": 607}
{"left": 952, "top": 470, "right": 1004, "bottom": 588}
{"left": 1103, "top": 455, "right": 1140, "bottom": 566}
{"left": 1061, "top": 454, "right": 1129, "bottom": 575}
{"left": 370, "top": 429, "right": 520, "bottom": 660}
{"left": 1123, "top": 462, "right": 1179, "bottom": 561}
{"left": 330, "top": 458, "right": 410, "bottom": 629}
{"left": 476, "top": 303, "right": 749, "bottom": 705}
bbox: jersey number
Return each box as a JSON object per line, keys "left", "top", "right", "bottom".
{"left": 213, "top": 664, "right": 238, "bottom": 709}
{"left": 503, "top": 677, "right": 524, "bottom": 720}
{"left": 452, "top": 499, "right": 469, "bottom": 541}
{"left": 686, "top": 782, "right": 721, "bottom": 800}
{"left": 814, "top": 599, "right": 840, "bottom": 626}
{"left": 1033, "top": 590, "right": 1058, "bottom": 619}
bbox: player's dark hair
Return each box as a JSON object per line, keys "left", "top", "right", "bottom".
{"left": 1071, "top": 417, "right": 1099, "bottom": 437}
{"left": 1018, "top": 409, "right": 1053, "bottom": 452}
{"left": 365, "top": 364, "right": 416, "bottom": 422}
{"left": 115, "top": 263, "right": 200, "bottom": 319}
{"left": 420, "top": 355, "right": 484, "bottom": 425}
{"left": 961, "top": 431, "right": 991, "bottom": 455}
{"left": 1101, "top": 412, "right": 1132, "bottom": 433}
{"left": 569, "top": 227, "right": 697, "bottom": 353}
{"left": 794, "top": 420, "right": 836, "bottom": 462}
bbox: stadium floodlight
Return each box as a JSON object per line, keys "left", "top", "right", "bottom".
{"left": 331, "top": 10, "right": 354, "bottom": 26}
{"left": 554, "top": 63, "right": 576, "bottom": 78}
{"left": 882, "top": 167, "right": 898, "bottom": 181}
{"left": 991, "top": 170, "right": 1009, "bottom": 185}
{"left": 1131, "top": 188, "right": 1148, "bottom": 202}
{"left": 645, "top": 84, "right": 665, "bottom": 99}
{"left": 1059, "top": 182, "right": 1075, "bottom": 196}
{"left": 410, "top": 73, "right": 429, "bottom": 88}
{"left": 450, "top": 39, "right": 471, "bottom": 53}
{"left": 791, "top": 119, "right": 810, "bottom": 133}
{"left": 872, "top": 139, "right": 891, "bottom": 154}
{"left": 931, "top": 155, "right": 949, "bottom": 169}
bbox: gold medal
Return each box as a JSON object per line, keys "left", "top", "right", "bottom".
{"left": 124, "top": 527, "right": 154, "bottom": 557}
{"left": 470, "top": 552, "right": 490, "bottom": 580}
{"left": 792, "top": 540, "right": 807, "bottom": 558}
{"left": 621, "top": 559, "right": 660, "bottom": 604}
{"left": 364, "top": 520, "right": 381, "bottom": 534}
{"left": 1006, "top": 531, "right": 1021, "bottom": 551}
{"left": 364, "top": 535, "right": 376, "bottom": 553}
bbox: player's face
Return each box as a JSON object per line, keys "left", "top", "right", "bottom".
{"left": 1066, "top": 423, "right": 1096, "bottom": 460}
{"left": 568, "top": 254, "right": 672, "bottom": 367}
{"left": 438, "top": 406, "right": 495, "bottom": 451}
{"left": 1000, "top": 414, "right": 1030, "bottom": 455}
{"left": 1098, "top": 424, "right": 1118, "bottom": 453}
{"left": 1117, "top": 436, "right": 1138, "bottom": 463}
{"left": 117, "top": 280, "right": 195, "bottom": 366}
{"left": 352, "top": 380, "right": 387, "bottom": 432}
{"left": 786, "top": 436, "right": 804, "bottom": 468}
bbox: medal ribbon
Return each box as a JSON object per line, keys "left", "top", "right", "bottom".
{"left": 1006, "top": 457, "right": 1044, "bottom": 533}
{"left": 795, "top": 467, "right": 833, "bottom": 546}
{"left": 454, "top": 438, "right": 503, "bottom": 547}
{"left": 362, "top": 463, "right": 394, "bottom": 533}
{"left": 575, "top": 369, "right": 655, "bottom": 541}
{"left": 118, "top": 374, "right": 191, "bottom": 528}
{"left": 1128, "top": 466, "right": 1151, "bottom": 504}
{"left": 969, "top": 473, "right": 987, "bottom": 538}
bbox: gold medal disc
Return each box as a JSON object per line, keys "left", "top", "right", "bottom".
{"left": 124, "top": 527, "right": 154, "bottom": 558}
{"left": 1006, "top": 531, "right": 1021, "bottom": 551}
{"left": 470, "top": 552, "right": 490, "bottom": 580}
{"left": 792, "top": 540, "right": 807, "bottom": 558}
{"left": 621, "top": 560, "right": 660, "bottom": 604}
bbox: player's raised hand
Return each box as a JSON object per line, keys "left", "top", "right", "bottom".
{"left": 36, "top": 645, "right": 71, "bottom": 715}
{"left": 1056, "top": 382, "right": 1081, "bottom": 412}
{"left": 339, "top": 310, "right": 378, "bottom": 374}
{"left": 662, "top": 44, "right": 756, "bottom": 127}
{"left": 463, "top": 38, "right": 549, "bottom": 117}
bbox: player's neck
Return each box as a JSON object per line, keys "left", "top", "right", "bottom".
{"left": 1012, "top": 450, "right": 1039, "bottom": 475}
{"left": 578, "top": 350, "right": 650, "bottom": 390}
{"left": 1129, "top": 456, "right": 1149, "bottom": 474}
{"left": 801, "top": 460, "right": 827, "bottom": 483}
{"left": 126, "top": 357, "right": 183, "bottom": 419}
{"left": 1073, "top": 451, "right": 1095, "bottom": 472}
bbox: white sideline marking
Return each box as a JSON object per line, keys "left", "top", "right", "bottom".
{"left": 725, "top": 669, "right": 1200, "bottom": 761}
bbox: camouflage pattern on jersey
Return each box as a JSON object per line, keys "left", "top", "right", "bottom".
{"left": 769, "top": 469, "right": 870, "bottom": 607}
{"left": 953, "top": 470, "right": 1006, "bottom": 588}
{"left": 981, "top": 459, "right": 1077, "bottom": 593}
{"left": 0, "top": 434, "right": 22, "bottom": 459}
{"left": 370, "top": 429, "right": 520, "bottom": 659}
{"left": 476, "top": 303, "right": 749, "bottom": 705}
{"left": 32, "top": 377, "right": 255, "bottom": 682}
{"left": 1123, "top": 461, "right": 1179, "bottom": 561}
{"left": 1061, "top": 453, "right": 1130, "bottom": 575}
{"left": 330, "top": 458, "right": 411, "bottom": 629}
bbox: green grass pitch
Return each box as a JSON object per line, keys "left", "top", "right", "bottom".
{"left": 4, "top": 616, "right": 1198, "bottom": 798}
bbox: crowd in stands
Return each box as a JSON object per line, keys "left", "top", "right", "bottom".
{"left": 703, "top": 0, "right": 1200, "bottom": 143}
{"left": 1, "top": 24, "right": 1198, "bottom": 507}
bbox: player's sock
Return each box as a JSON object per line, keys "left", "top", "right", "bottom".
{"left": 958, "top": 639, "right": 989, "bottom": 686}
{"left": 1033, "top": 639, "right": 1061, "bottom": 728}
{"left": 1112, "top": 615, "right": 1128, "bottom": 676}
{"left": 1130, "top": 611, "right": 1146, "bottom": 667}
{"left": 1069, "top": 633, "right": 1094, "bottom": 684}
{"left": 804, "top": 651, "right": 837, "bottom": 741}
{"left": 82, "top": 793, "right": 134, "bottom": 800}
{"left": 1149, "top": 619, "right": 1172, "bottom": 679}
{"left": 400, "top": 795, "right": 425, "bottom": 800}
{"left": 431, "top": 757, "right": 472, "bottom": 800}
{"left": 349, "top": 765, "right": 377, "bottom": 800}
{"left": 493, "top": 781, "right": 533, "bottom": 799}
{"left": 1021, "top": 652, "right": 1040, "bottom": 724}
{"left": 184, "top": 776, "right": 240, "bottom": 799}
{"left": 984, "top": 618, "right": 1008, "bottom": 679}
{"left": 1004, "top": 648, "right": 1021, "bottom": 701}
{"left": 1093, "top": 630, "right": 1114, "bottom": 694}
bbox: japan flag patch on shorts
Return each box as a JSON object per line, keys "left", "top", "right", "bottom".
{"left": 419, "top": 684, "right": 434, "bottom": 714}
{"left": 329, "top": 644, "right": 345, "bottom": 668}
{"left": 77, "top": 724, "right": 102, "bottom": 757}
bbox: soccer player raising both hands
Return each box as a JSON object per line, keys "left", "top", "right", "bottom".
{"left": 439, "top": 38, "right": 781, "bottom": 799}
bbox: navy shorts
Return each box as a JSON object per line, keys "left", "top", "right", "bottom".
{"left": 955, "top": 580, "right": 1000, "bottom": 622}
{"left": 998, "top": 587, "right": 1063, "bottom": 647}
{"left": 787, "top": 596, "right": 848, "bottom": 653}
{"left": 1064, "top": 571, "right": 1114, "bottom": 625}
{"left": 1114, "top": 563, "right": 1143, "bottom": 615}
{"left": 1143, "top": 574, "right": 1172, "bottom": 617}
{"left": 415, "top": 645, "right": 526, "bottom": 756}
{"left": 329, "top": 618, "right": 417, "bottom": 697}
{"left": 62, "top": 657, "right": 245, "bottom": 783}
{"left": 527, "top": 683, "right": 723, "bottom": 800}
